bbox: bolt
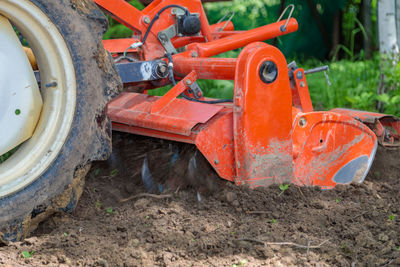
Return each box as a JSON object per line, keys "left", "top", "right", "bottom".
{"left": 143, "top": 16, "right": 151, "bottom": 24}
{"left": 45, "top": 81, "right": 58, "bottom": 88}
{"left": 185, "top": 79, "right": 192, "bottom": 85}
{"left": 196, "top": 91, "right": 202, "bottom": 98}
{"left": 214, "top": 159, "right": 220, "bottom": 165}
{"left": 299, "top": 117, "right": 307, "bottom": 127}
{"left": 191, "top": 51, "right": 198, "bottom": 58}
{"left": 296, "top": 71, "right": 303, "bottom": 80}
{"left": 300, "top": 81, "right": 306, "bottom": 87}
{"left": 155, "top": 62, "right": 168, "bottom": 78}
{"left": 159, "top": 65, "right": 167, "bottom": 73}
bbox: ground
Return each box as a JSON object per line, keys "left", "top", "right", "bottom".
{"left": 0, "top": 132, "right": 399, "bottom": 266}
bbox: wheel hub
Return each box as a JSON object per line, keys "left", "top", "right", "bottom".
{"left": 0, "top": 15, "right": 42, "bottom": 156}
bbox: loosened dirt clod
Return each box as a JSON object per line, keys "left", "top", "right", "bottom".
{"left": 1, "top": 132, "right": 399, "bottom": 266}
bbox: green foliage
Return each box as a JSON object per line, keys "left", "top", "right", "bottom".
{"left": 279, "top": 184, "right": 290, "bottom": 196}
{"left": 103, "top": 0, "right": 144, "bottom": 40}
{"left": 21, "top": 251, "right": 34, "bottom": 259}
{"left": 232, "top": 259, "right": 247, "bottom": 267}
{"left": 306, "top": 58, "right": 380, "bottom": 112}
{"left": 106, "top": 208, "right": 114, "bottom": 214}
{"left": 110, "top": 169, "right": 119, "bottom": 177}
{"left": 0, "top": 146, "right": 19, "bottom": 164}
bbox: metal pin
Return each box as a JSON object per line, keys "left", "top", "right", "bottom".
{"left": 45, "top": 82, "right": 57, "bottom": 88}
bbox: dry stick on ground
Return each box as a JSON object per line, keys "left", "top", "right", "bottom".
{"left": 235, "top": 238, "right": 329, "bottom": 249}
{"left": 120, "top": 193, "right": 173, "bottom": 203}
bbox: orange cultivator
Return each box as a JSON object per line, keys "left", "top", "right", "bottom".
{"left": 96, "top": 0, "right": 399, "bottom": 189}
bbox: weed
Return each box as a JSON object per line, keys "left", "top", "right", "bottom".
{"left": 279, "top": 184, "right": 290, "bottom": 196}
{"left": 397, "top": 246, "right": 400, "bottom": 251}
{"left": 95, "top": 201, "right": 102, "bottom": 209}
{"left": 231, "top": 231, "right": 236, "bottom": 235}
{"left": 94, "top": 169, "right": 100, "bottom": 176}
{"left": 335, "top": 198, "right": 340, "bottom": 203}
{"left": 21, "top": 251, "right": 34, "bottom": 259}
{"left": 389, "top": 214, "right": 395, "bottom": 221}
{"left": 63, "top": 232, "right": 68, "bottom": 237}
{"left": 110, "top": 169, "right": 119, "bottom": 177}
{"left": 232, "top": 259, "right": 247, "bottom": 267}
{"left": 106, "top": 208, "right": 114, "bottom": 214}
{"left": 145, "top": 215, "right": 150, "bottom": 219}
{"left": 271, "top": 219, "right": 277, "bottom": 224}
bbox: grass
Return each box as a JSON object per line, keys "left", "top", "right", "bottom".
{"left": 0, "top": 146, "right": 20, "bottom": 164}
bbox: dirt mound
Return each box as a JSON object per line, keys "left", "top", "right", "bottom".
{"left": 1, "top": 133, "right": 399, "bottom": 266}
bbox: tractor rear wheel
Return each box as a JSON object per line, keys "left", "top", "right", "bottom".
{"left": 0, "top": 0, "right": 120, "bottom": 242}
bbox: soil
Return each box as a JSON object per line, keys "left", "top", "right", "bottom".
{"left": 1, "top": 132, "right": 399, "bottom": 267}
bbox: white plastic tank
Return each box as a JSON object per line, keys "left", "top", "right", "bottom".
{"left": 0, "top": 15, "right": 42, "bottom": 155}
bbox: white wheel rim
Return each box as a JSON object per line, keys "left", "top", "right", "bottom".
{"left": 0, "top": 0, "right": 76, "bottom": 197}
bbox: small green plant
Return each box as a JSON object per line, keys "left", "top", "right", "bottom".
{"left": 389, "top": 214, "right": 395, "bottom": 221}
{"left": 145, "top": 215, "right": 150, "bottom": 219}
{"left": 231, "top": 231, "right": 236, "bottom": 235}
{"left": 110, "top": 169, "right": 119, "bottom": 177}
{"left": 94, "top": 169, "right": 100, "bottom": 176}
{"left": 106, "top": 208, "right": 114, "bottom": 214}
{"left": 232, "top": 259, "right": 247, "bottom": 267}
{"left": 279, "top": 184, "right": 290, "bottom": 196}
{"left": 397, "top": 246, "right": 400, "bottom": 251}
{"left": 63, "top": 232, "right": 68, "bottom": 237}
{"left": 21, "top": 250, "right": 34, "bottom": 259}
{"left": 335, "top": 198, "right": 340, "bottom": 203}
{"left": 95, "top": 201, "right": 102, "bottom": 209}
{"left": 271, "top": 219, "right": 277, "bottom": 224}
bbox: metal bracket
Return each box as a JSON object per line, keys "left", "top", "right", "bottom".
{"left": 188, "top": 81, "right": 204, "bottom": 99}
{"left": 158, "top": 25, "right": 178, "bottom": 54}
{"left": 34, "top": 60, "right": 169, "bottom": 84}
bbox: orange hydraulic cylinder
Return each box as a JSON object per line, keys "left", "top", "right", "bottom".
{"left": 173, "top": 57, "right": 236, "bottom": 80}
{"left": 185, "top": 18, "right": 298, "bottom": 58}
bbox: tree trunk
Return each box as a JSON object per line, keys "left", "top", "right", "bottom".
{"left": 377, "top": 0, "right": 398, "bottom": 111}
{"left": 396, "top": 0, "right": 400, "bottom": 48}
{"left": 378, "top": 0, "right": 398, "bottom": 54}
{"left": 362, "top": 0, "right": 373, "bottom": 59}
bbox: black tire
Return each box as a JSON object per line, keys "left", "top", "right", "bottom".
{"left": 0, "top": 0, "right": 121, "bottom": 242}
